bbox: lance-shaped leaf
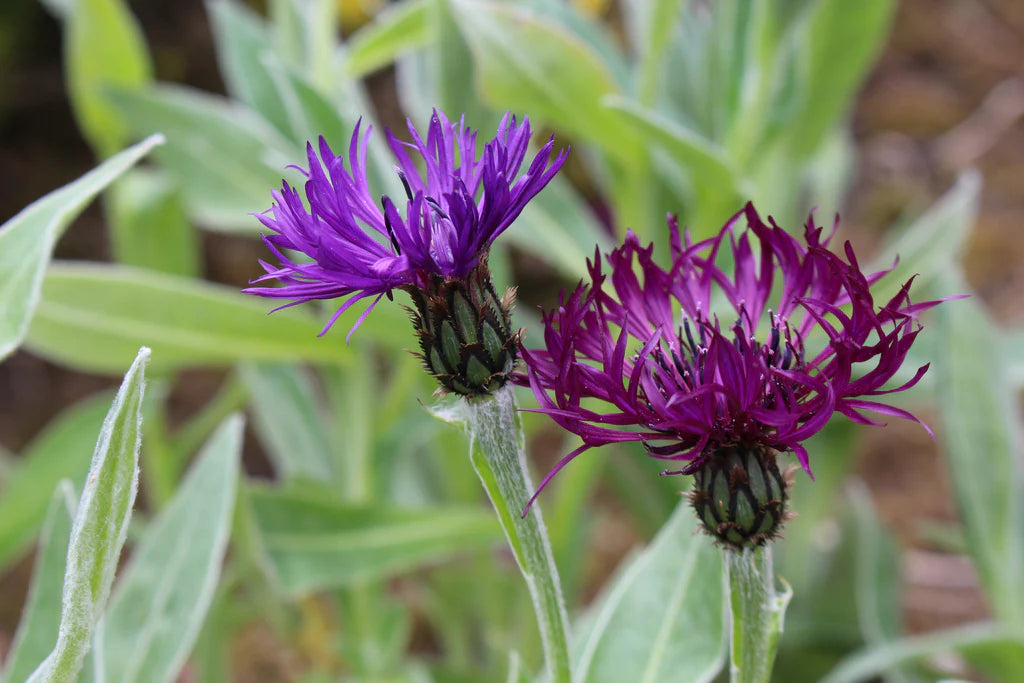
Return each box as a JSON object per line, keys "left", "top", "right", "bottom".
{"left": 65, "top": 0, "right": 152, "bottom": 155}
{"left": 935, "top": 270, "right": 1024, "bottom": 628}
{"left": 343, "top": 0, "right": 430, "bottom": 78}
{"left": 25, "top": 263, "right": 363, "bottom": 375}
{"left": 0, "top": 135, "right": 162, "bottom": 363}
{"left": 450, "top": 0, "right": 637, "bottom": 163}
{"left": 99, "top": 415, "right": 243, "bottom": 683}
{"left": 871, "top": 171, "right": 980, "bottom": 303}
{"left": 26, "top": 346, "right": 150, "bottom": 683}
{"left": 239, "top": 363, "right": 333, "bottom": 481}
{"left": 2, "top": 482, "right": 77, "bottom": 683}
{"left": 0, "top": 394, "right": 111, "bottom": 571}
{"left": 249, "top": 485, "right": 502, "bottom": 596}
{"left": 573, "top": 499, "right": 726, "bottom": 683}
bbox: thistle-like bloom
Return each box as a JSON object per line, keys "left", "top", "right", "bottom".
{"left": 522, "top": 204, "right": 947, "bottom": 547}
{"left": 246, "top": 110, "right": 567, "bottom": 395}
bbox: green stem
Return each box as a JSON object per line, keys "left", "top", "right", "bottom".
{"left": 726, "top": 546, "right": 791, "bottom": 683}
{"left": 463, "top": 385, "right": 573, "bottom": 683}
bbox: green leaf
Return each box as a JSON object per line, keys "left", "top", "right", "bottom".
{"left": 65, "top": 0, "right": 152, "bottom": 155}
{"left": 505, "top": 175, "right": 610, "bottom": 282}
{"left": 573, "top": 499, "right": 726, "bottom": 683}
{"left": 520, "top": 0, "right": 629, "bottom": 87}
{"left": 788, "top": 0, "right": 895, "bottom": 156}
{"left": 775, "top": 420, "right": 857, "bottom": 592}
{"left": 434, "top": 0, "right": 501, "bottom": 128}
{"left": 261, "top": 60, "right": 350, "bottom": 149}
{"left": 848, "top": 482, "right": 901, "bottom": 645}
{"left": 0, "top": 394, "right": 111, "bottom": 572}
{"left": 207, "top": 0, "right": 292, "bottom": 138}
{"left": 343, "top": 0, "right": 430, "bottom": 78}
{"left": 821, "top": 623, "right": 1024, "bottom": 683}
{"left": 39, "top": 0, "right": 72, "bottom": 19}
{"left": 602, "top": 95, "right": 747, "bottom": 236}
{"left": 100, "top": 415, "right": 242, "bottom": 683}
{"left": 544, "top": 434, "right": 602, "bottom": 604}
{"left": 961, "top": 631, "right": 1024, "bottom": 682}
{"left": 935, "top": 271, "right": 1024, "bottom": 627}
{"left": 171, "top": 374, "right": 249, "bottom": 472}
{"left": 25, "top": 262, "right": 352, "bottom": 375}
{"left": 267, "top": 0, "right": 306, "bottom": 66}
{"left": 239, "top": 363, "right": 334, "bottom": 481}
{"left": 1006, "top": 326, "right": 1024, "bottom": 387}
{"left": 108, "top": 85, "right": 294, "bottom": 231}
{"left": 0, "top": 447, "right": 12, "bottom": 483}
{"left": 603, "top": 96, "right": 741, "bottom": 197}
{"left": 321, "top": 361, "right": 373, "bottom": 501}
{"left": 450, "top": 0, "right": 637, "bottom": 163}
{"left": 249, "top": 485, "right": 502, "bottom": 596}
{"left": 26, "top": 347, "right": 149, "bottom": 683}
{"left": 256, "top": 57, "right": 401, "bottom": 199}
{"left": 871, "top": 171, "right": 980, "bottom": 303}
{"left": 2, "top": 483, "right": 77, "bottom": 683}
{"left": 620, "top": 0, "right": 685, "bottom": 106}
{"left": 0, "top": 134, "right": 162, "bottom": 363}
{"left": 267, "top": 0, "right": 337, "bottom": 91}
{"left": 847, "top": 482, "right": 913, "bottom": 682}
{"left": 718, "top": 2, "right": 789, "bottom": 162}
{"left": 210, "top": 0, "right": 387, "bottom": 189}
{"left": 107, "top": 170, "right": 201, "bottom": 277}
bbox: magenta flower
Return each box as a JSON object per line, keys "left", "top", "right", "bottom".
{"left": 521, "top": 204, "right": 948, "bottom": 546}
{"left": 246, "top": 110, "right": 567, "bottom": 396}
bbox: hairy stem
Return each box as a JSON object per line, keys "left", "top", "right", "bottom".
{"left": 726, "top": 546, "right": 791, "bottom": 683}
{"left": 464, "top": 384, "right": 573, "bottom": 683}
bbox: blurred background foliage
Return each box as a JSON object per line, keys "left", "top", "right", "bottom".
{"left": 1, "top": 0, "right": 1023, "bottom": 681}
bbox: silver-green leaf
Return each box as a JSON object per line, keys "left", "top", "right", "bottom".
{"left": 26, "top": 346, "right": 150, "bottom": 683}
{"left": 2, "top": 482, "right": 77, "bottom": 683}
{"left": 249, "top": 485, "right": 502, "bottom": 596}
{"left": 25, "top": 263, "right": 352, "bottom": 375}
{"left": 0, "top": 135, "right": 162, "bottom": 363}
{"left": 99, "top": 414, "right": 243, "bottom": 683}
{"left": 0, "top": 394, "right": 111, "bottom": 571}
{"left": 574, "top": 499, "right": 726, "bottom": 683}
{"left": 935, "top": 270, "right": 1024, "bottom": 628}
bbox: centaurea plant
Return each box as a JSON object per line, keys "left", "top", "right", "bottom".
{"left": 522, "top": 204, "right": 949, "bottom": 682}
{"left": 247, "top": 111, "right": 573, "bottom": 682}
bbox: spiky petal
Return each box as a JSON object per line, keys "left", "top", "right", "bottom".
{"left": 520, "top": 203, "right": 953, "bottom": 534}
{"left": 245, "top": 110, "right": 567, "bottom": 341}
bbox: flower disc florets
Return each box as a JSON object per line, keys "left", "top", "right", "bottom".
{"left": 245, "top": 110, "right": 567, "bottom": 367}
{"left": 521, "top": 204, "right": 947, "bottom": 541}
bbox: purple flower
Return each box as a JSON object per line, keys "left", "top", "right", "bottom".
{"left": 521, "top": 204, "right": 948, "bottom": 544}
{"left": 245, "top": 110, "right": 567, "bottom": 341}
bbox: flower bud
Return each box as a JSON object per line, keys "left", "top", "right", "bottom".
{"left": 407, "top": 261, "right": 519, "bottom": 397}
{"left": 690, "top": 445, "right": 788, "bottom": 549}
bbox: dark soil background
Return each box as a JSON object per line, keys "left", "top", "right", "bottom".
{"left": 0, "top": 0, "right": 1022, "bottom": 672}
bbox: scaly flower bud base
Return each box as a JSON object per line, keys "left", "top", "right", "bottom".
{"left": 690, "top": 445, "right": 788, "bottom": 549}
{"left": 407, "top": 261, "right": 518, "bottom": 397}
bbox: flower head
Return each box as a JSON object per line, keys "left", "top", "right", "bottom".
{"left": 246, "top": 110, "right": 567, "bottom": 396}
{"left": 246, "top": 110, "right": 567, "bottom": 339}
{"left": 521, "top": 204, "right": 947, "bottom": 545}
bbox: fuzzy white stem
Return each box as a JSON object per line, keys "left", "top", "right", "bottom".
{"left": 464, "top": 385, "right": 573, "bottom": 683}
{"left": 726, "top": 546, "right": 791, "bottom": 683}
